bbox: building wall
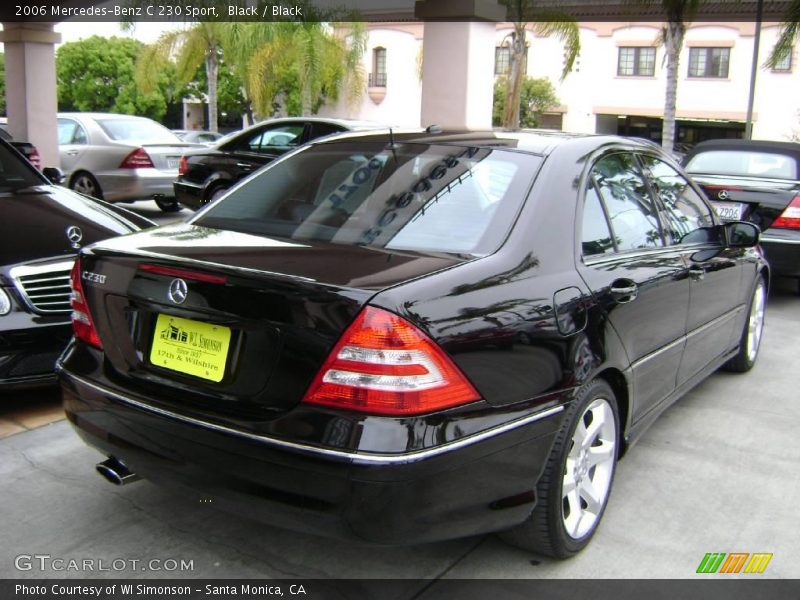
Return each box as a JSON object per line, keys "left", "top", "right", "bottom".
{"left": 323, "top": 21, "right": 800, "bottom": 142}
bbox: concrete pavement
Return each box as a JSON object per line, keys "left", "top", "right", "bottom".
{"left": 1, "top": 279, "right": 798, "bottom": 581}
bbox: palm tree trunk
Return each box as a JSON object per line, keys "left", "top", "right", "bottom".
{"left": 662, "top": 22, "right": 684, "bottom": 155}
{"left": 502, "top": 26, "right": 527, "bottom": 129}
{"left": 205, "top": 51, "right": 219, "bottom": 132}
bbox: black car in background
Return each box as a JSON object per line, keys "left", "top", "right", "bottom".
{"left": 59, "top": 131, "right": 766, "bottom": 558}
{"left": 173, "top": 117, "right": 383, "bottom": 210}
{"left": 0, "top": 119, "right": 41, "bottom": 170}
{"left": 0, "top": 138, "right": 153, "bottom": 390}
{"left": 685, "top": 139, "right": 800, "bottom": 291}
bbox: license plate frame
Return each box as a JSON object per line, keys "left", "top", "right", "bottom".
{"left": 710, "top": 201, "right": 746, "bottom": 222}
{"left": 149, "top": 314, "right": 232, "bottom": 383}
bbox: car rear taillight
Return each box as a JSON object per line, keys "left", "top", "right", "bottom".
{"left": 303, "top": 306, "right": 480, "bottom": 416}
{"left": 70, "top": 261, "right": 102, "bottom": 349}
{"left": 119, "top": 148, "right": 154, "bottom": 169}
{"left": 178, "top": 156, "right": 188, "bottom": 176}
{"left": 772, "top": 195, "right": 800, "bottom": 229}
{"left": 28, "top": 147, "right": 41, "bottom": 170}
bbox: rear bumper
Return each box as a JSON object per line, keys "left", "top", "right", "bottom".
{"left": 761, "top": 228, "right": 800, "bottom": 277}
{"left": 58, "top": 368, "right": 564, "bottom": 545}
{"left": 173, "top": 180, "right": 206, "bottom": 210}
{"left": 97, "top": 169, "right": 178, "bottom": 203}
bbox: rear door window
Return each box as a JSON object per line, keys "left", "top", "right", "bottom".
{"left": 591, "top": 153, "right": 664, "bottom": 251}
{"left": 194, "top": 141, "right": 541, "bottom": 255}
{"left": 639, "top": 155, "right": 719, "bottom": 245}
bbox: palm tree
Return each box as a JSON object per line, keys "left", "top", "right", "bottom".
{"left": 657, "top": 1, "right": 701, "bottom": 155}
{"left": 766, "top": 1, "right": 800, "bottom": 69}
{"left": 136, "top": 22, "right": 228, "bottom": 132}
{"left": 500, "top": 1, "right": 580, "bottom": 129}
{"left": 224, "top": 22, "right": 366, "bottom": 118}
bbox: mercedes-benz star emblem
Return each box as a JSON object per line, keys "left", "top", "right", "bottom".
{"left": 168, "top": 278, "right": 188, "bottom": 305}
{"left": 717, "top": 190, "right": 730, "bottom": 201}
{"left": 66, "top": 225, "right": 83, "bottom": 248}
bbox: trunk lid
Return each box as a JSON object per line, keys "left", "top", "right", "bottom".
{"left": 79, "top": 223, "right": 466, "bottom": 420}
{"left": 691, "top": 173, "right": 800, "bottom": 230}
{"left": 140, "top": 143, "right": 200, "bottom": 171}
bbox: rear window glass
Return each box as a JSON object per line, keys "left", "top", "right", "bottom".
{"left": 97, "top": 118, "right": 181, "bottom": 144}
{"left": 194, "top": 141, "right": 540, "bottom": 255}
{"left": 686, "top": 150, "right": 798, "bottom": 179}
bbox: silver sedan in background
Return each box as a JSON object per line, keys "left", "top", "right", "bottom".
{"left": 57, "top": 113, "right": 200, "bottom": 212}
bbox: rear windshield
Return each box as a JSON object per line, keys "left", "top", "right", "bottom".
{"left": 97, "top": 118, "right": 181, "bottom": 144}
{"left": 194, "top": 141, "right": 541, "bottom": 255}
{"left": 686, "top": 150, "right": 798, "bottom": 179}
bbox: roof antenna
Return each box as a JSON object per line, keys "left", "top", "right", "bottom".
{"left": 387, "top": 127, "right": 398, "bottom": 161}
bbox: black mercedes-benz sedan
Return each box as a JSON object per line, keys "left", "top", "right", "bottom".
{"left": 0, "top": 138, "right": 153, "bottom": 390}
{"left": 173, "top": 117, "right": 383, "bottom": 211}
{"left": 58, "top": 130, "right": 767, "bottom": 558}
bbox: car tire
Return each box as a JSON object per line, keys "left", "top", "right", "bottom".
{"left": 208, "top": 185, "right": 229, "bottom": 204}
{"left": 500, "top": 379, "right": 619, "bottom": 558}
{"left": 154, "top": 198, "right": 183, "bottom": 213}
{"left": 70, "top": 172, "right": 103, "bottom": 199}
{"left": 723, "top": 275, "right": 766, "bottom": 373}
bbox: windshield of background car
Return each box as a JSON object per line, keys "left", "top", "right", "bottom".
{"left": 0, "top": 143, "right": 44, "bottom": 191}
{"left": 686, "top": 150, "right": 798, "bottom": 179}
{"left": 194, "top": 141, "right": 541, "bottom": 255}
{"left": 96, "top": 118, "right": 182, "bottom": 144}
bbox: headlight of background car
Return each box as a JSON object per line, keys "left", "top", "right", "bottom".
{"left": 0, "top": 288, "right": 12, "bottom": 315}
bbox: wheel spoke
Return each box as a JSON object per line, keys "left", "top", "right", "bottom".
{"left": 578, "top": 479, "right": 602, "bottom": 515}
{"left": 562, "top": 489, "right": 581, "bottom": 537}
{"left": 586, "top": 440, "right": 614, "bottom": 467}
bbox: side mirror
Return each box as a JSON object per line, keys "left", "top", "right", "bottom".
{"left": 42, "top": 167, "right": 65, "bottom": 185}
{"left": 724, "top": 221, "right": 760, "bottom": 248}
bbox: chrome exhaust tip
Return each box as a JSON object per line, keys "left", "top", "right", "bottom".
{"left": 96, "top": 457, "right": 140, "bottom": 486}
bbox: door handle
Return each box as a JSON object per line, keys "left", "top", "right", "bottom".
{"left": 610, "top": 279, "right": 638, "bottom": 303}
{"left": 236, "top": 162, "right": 254, "bottom": 170}
{"left": 689, "top": 267, "right": 705, "bottom": 281}
{"left": 66, "top": 150, "right": 80, "bottom": 156}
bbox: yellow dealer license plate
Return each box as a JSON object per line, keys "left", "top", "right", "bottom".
{"left": 150, "top": 314, "right": 231, "bottom": 383}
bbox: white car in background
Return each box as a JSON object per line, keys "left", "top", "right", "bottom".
{"left": 57, "top": 113, "right": 201, "bottom": 212}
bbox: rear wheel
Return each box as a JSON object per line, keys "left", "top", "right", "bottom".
{"left": 208, "top": 184, "right": 229, "bottom": 203}
{"left": 154, "top": 198, "right": 182, "bottom": 213}
{"left": 724, "top": 275, "right": 766, "bottom": 373}
{"left": 500, "top": 379, "right": 619, "bottom": 558}
{"left": 70, "top": 172, "right": 102, "bottom": 199}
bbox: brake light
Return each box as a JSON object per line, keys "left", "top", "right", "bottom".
{"left": 178, "top": 156, "right": 188, "bottom": 176}
{"left": 28, "top": 146, "right": 41, "bottom": 170}
{"left": 138, "top": 264, "right": 227, "bottom": 284}
{"left": 70, "top": 260, "right": 102, "bottom": 349}
{"left": 772, "top": 195, "right": 800, "bottom": 229}
{"left": 303, "top": 306, "right": 480, "bottom": 416}
{"left": 119, "top": 148, "right": 154, "bottom": 169}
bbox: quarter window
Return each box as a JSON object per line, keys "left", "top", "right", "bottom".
{"left": 581, "top": 182, "right": 616, "bottom": 256}
{"left": 639, "top": 156, "right": 717, "bottom": 244}
{"left": 688, "top": 47, "right": 730, "bottom": 78}
{"left": 591, "top": 154, "right": 664, "bottom": 251}
{"left": 617, "top": 47, "right": 656, "bottom": 76}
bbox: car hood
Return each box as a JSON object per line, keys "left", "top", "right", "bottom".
{"left": 0, "top": 184, "right": 154, "bottom": 268}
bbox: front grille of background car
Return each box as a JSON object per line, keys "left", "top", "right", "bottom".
{"left": 10, "top": 260, "right": 75, "bottom": 315}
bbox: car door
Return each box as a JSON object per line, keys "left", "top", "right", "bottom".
{"left": 227, "top": 122, "right": 309, "bottom": 178}
{"left": 639, "top": 154, "right": 745, "bottom": 384}
{"left": 577, "top": 152, "right": 691, "bottom": 422}
{"left": 57, "top": 117, "right": 89, "bottom": 177}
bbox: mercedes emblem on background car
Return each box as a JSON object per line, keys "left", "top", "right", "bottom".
{"left": 168, "top": 279, "right": 188, "bottom": 305}
{"left": 717, "top": 190, "right": 730, "bottom": 200}
{"left": 66, "top": 225, "right": 83, "bottom": 249}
